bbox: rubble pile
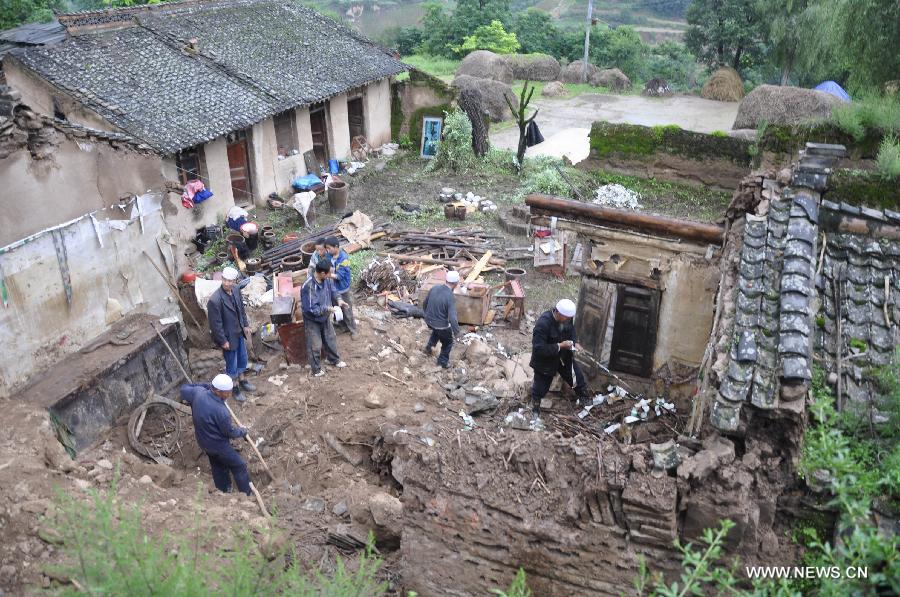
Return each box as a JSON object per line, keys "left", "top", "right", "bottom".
{"left": 358, "top": 257, "right": 418, "bottom": 294}
{"left": 437, "top": 188, "right": 498, "bottom": 212}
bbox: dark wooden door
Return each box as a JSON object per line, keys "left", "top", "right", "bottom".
{"left": 226, "top": 132, "right": 251, "bottom": 204}
{"left": 575, "top": 277, "right": 615, "bottom": 361}
{"left": 348, "top": 97, "right": 365, "bottom": 141}
{"left": 310, "top": 107, "right": 329, "bottom": 166}
{"left": 609, "top": 285, "right": 659, "bottom": 377}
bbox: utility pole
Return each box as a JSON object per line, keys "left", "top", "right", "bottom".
{"left": 581, "top": 0, "right": 594, "bottom": 83}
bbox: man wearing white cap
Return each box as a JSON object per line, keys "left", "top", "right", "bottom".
{"left": 529, "top": 299, "right": 588, "bottom": 418}
{"left": 422, "top": 270, "right": 461, "bottom": 368}
{"left": 207, "top": 267, "right": 256, "bottom": 401}
{"left": 180, "top": 374, "right": 251, "bottom": 495}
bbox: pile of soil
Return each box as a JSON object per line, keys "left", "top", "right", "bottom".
{"left": 502, "top": 53, "right": 561, "bottom": 82}
{"left": 452, "top": 75, "right": 517, "bottom": 122}
{"left": 559, "top": 60, "right": 602, "bottom": 85}
{"left": 542, "top": 81, "right": 567, "bottom": 97}
{"left": 455, "top": 50, "right": 514, "bottom": 84}
{"left": 702, "top": 66, "right": 744, "bottom": 102}
{"left": 733, "top": 84, "right": 841, "bottom": 129}
{"left": 596, "top": 68, "right": 631, "bottom": 91}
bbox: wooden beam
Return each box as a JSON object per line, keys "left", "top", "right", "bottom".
{"left": 526, "top": 194, "right": 725, "bottom": 244}
{"left": 465, "top": 251, "right": 492, "bottom": 283}
{"left": 530, "top": 216, "right": 710, "bottom": 256}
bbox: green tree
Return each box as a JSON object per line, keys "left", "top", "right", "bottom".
{"left": 762, "top": 0, "right": 820, "bottom": 85}
{"left": 418, "top": 0, "right": 511, "bottom": 57}
{"left": 684, "top": 0, "right": 766, "bottom": 72}
{"left": 595, "top": 25, "right": 647, "bottom": 80}
{"left": 513, "top": 8, "right": 559, "bottom": 55}
{"left": 0, "top": 0, "right": 65, "bottom": 30}
{"left": 829, "top": 0, "right": 900, "bottom": 89}
{"left": 456, "top": 20, "right": 520, "bottom": 55}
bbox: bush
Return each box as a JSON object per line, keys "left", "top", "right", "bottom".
{"left": 426, "top": 108, "right": 475, "bottom": 173}
{"left": 876, "top": 135, "right": 900, "bottom": 179}
{"left": 828, "top": 94, "right": 900, "bottom": 140}
{"left": 45, "top": 479, "right": 389, "bottom": 595}
{"left": 455, "top": 20, "right": 520, "bottom": 56}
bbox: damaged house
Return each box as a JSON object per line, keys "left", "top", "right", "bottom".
{"left": 0, "top": 0, "right": 406, "bottom": 400}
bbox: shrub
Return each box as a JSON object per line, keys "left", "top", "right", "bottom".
{"left": 45, "top": 479, "right": 388, "bottom": 595}
{"left": 455, "top": 20, "right": 520, "bottom": 55}
{"left": 876, "top": 134, "right": 900, "bottom": 179}
{"left": 426, "top": 108, "right": 474, "bottom": 173}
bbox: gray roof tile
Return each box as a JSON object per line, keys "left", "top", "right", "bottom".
{"left": 12, "top": 0, "right": 407, "bottom": 153}
{"left": 783, "top": 356, "right": 812, "bottom": 380}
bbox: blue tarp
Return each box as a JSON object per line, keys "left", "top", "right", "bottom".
{"left": 814, "top": 81, "right": 851, "bottom": 102}
{"left": 291, "top": 173, "right": 324, "bottom": 191}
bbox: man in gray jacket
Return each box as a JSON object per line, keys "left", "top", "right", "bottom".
{"left": 422, "top": 270, "right": 461, "bottom": 368}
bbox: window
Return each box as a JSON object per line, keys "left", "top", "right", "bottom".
{"left": 274, "top": 110, "right": 297, "bottom": 157}
{"left": 175, "top": 146, "right": 205, "bottom": 185}
{"left": 608, "top": 285, "right": 660, "bottom": 377}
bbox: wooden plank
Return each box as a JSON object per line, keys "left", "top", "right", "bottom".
{"left": 464, "top": 251, "right": 492, "bottom": 283}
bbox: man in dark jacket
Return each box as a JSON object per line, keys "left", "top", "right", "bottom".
{"left": 529, "top": 299, "right": 588, "bottom": 418}
{"left": 207, "top": 267, "right": 256, "bottom": 401}
{"left": 422, "top": 270, "right": 461, "bottom": 368}
{"left": 300, "top": 261, "right": 349, "bottom": 377}
{"left": 180, "top": 374, "right": 251, "bottom": 495}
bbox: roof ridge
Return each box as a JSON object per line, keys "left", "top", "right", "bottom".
{"left": 57, "top": 0, "right": 269, "bottom": 34}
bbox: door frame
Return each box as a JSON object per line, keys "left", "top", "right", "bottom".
{"left": 309, "top": 103, "right": 330, "bottom": 167}
{"left": 225, "top": 129, "right": 253, "bottom": 207}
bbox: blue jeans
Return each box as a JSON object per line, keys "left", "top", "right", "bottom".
{"left": 223, "top": 336, "right": 248, "bottom": 379}
{"left": 426, "top": 327, "right": 454, "bottom": 366}
{"left": 206, "top": 444, "right": 251, "bottom": 495}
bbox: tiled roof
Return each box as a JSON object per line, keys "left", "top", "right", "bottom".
{"left": 9, "top": 0, "right": 407, "bottom": 154}
{"left": 710, "top": 144, "right": 855, "bottom": 431}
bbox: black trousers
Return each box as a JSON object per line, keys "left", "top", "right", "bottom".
{"left": 531, "top": 359, "right": 587, "bottom": 404}
{"left": 206, "top": 444, "right": 251, "bottom": 496}
{"left": 426, "top": 327, "right": 454, "bottom": 366}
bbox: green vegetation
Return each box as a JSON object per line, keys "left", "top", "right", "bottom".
{"left": 455, "top": 20, "right": 520, "bottom": 56}
{"left": 825, "top": 169, "right": 900, "bottom": 211}
{"left": 45, "top": 479, "right": 389, "bottom": 595}
{"left": 793, "top": 361, "right": 900, "bottom": 595}
{"left": 588, "top": 121, "right": 752, "bottom": 165}
{"left": 345, "top": 249, "right": 374, "bottom": 280}
{"left": 828, "top": 95, "right": 900, "bottom": 140}
{"left": 426, "top": 108, "right": 475, "bottom": 173}
{"left": 491, "top": 568, "right": 532, "bottom": 597}
{"left": 876, "top": 135, "right": 900, "bottom": 180}
{"left": 400, "top": 54, "right": 461, "bottom": 82}
{"left": 0, "top": 0, "right": 64, "bottom": 29}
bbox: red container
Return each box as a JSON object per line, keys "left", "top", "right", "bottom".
{"left": 277, "top": 321, "right": 307, "bottom": 365}
{"left": 180, "top": 271, "right": 197, "bottom": 284}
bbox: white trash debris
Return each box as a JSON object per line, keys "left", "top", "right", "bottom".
{"left": 592, "top": 184, "right": 642, "bottom": 210}
{"left": 604, "top": 423, "right": 621, "bottom": 434}
{"left": 458, "top": 410, "right": 476, "bottom": 429}
{"left": 267, "top": 374, "right": 288, "bottom": 387}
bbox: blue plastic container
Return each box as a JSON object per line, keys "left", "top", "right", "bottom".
{"left": 329, "top": 159, "right": 340, "bottom": 174}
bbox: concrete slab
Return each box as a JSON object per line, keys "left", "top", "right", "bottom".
{"left": 491, "top": 93, "right": 740, "bottom": 164}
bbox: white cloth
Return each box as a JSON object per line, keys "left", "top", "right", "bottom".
{"left": 212, "top": 374, "right": 234, "bottom": 391}
{"left": 556, "top": 299, "right": 576, "bottom": 317}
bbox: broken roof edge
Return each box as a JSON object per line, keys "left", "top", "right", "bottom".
{"left": 525, "top": 193, "right": 726, "bottom": 245}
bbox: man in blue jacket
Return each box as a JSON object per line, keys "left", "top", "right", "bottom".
{"left": 529, "top": 299, "right": 589, "bottom": 418}
{"left": 180, "top": 374, "right": 251, "bottom": 495}
{"left": 324, "top": 236, "right": 358, "bottom": 338}
{"left": 422, "top": 270, "right": 461, "bottom": 368}
{"left": 207, "top": 267, "right": 256, "bottom": 402}
{"left": 301, "top": 261, "right": 349, "bottom": 377}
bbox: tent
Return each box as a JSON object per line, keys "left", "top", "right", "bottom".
{"left": 814, "top": 81, "right": 851, "bottom": 102}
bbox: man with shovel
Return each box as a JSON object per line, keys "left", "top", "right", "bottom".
{"left": 529, "top": 299, "right": 589, "bottom": 419}
{"left": 180, "top": 374, "right": 251, "bottom": 496}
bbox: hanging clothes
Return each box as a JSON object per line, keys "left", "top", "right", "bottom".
{"left": 525, "top": 121, "right": 544, "bottom": 147}
{"left": 181, "top": 179, "right": 213, "bottom": 208}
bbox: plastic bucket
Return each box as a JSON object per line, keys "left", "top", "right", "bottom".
{"left": 327, "top": 180, "right": 348, "bottom": 212}
{"left": 328, "top": 159, "right": 340, "bottom": 175}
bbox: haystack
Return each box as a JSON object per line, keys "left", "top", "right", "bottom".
{"left": 701, "top": 66, "right": 744, "bottom": 102}
{"left": 456, "top": 50, "right": 514, "bottom": 84}
{"left": 733, "top": 84, "right": 843, "bottom": 129}
{"left": 559, "top": 60, "right": 602, "bottom": 85}
{"left": 596, "top": 68, "right": 631, "bottom": 91}
{"left": 542, "top": 81, "right": 567, "bottom": 97}
{"left": 503, "top": 54, "right": 561, "bottom": 82}
{"left": 452, "top": 75, "right": 517, "bottom": 122}
{"left": 642, "top": 78, "right": 673, "bottom": 97}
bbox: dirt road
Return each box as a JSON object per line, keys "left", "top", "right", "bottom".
{"left": 491, "top": 93, "right": 740, "bottom": 164}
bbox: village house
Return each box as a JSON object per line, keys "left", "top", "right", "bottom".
{"left": 0, "top": 0, "right": 407, "bottom": 399}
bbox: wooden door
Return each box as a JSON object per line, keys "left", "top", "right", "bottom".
{"left": 226, "top": 131, "right": 251, "bottom": 205}
{"left": 348, "top": 97, "right": 365, "bottom": 141}
{"left": 609, "top": 285, "right": 660, "bottom": 377}
{"left": 310, "top": 106, "right": 329, "bottom": 166}
{"left": 575, "top": 277, "right": 615, "bottom": 361}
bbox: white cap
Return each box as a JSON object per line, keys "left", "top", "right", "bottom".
{"left": 446, "top": 270, "right": 460, "bottom": 283}
{"left": 212, "top": 374, "right": 234, "bottom": 391}
{"left": 221, "top": 267, "right": 239, "bottom": 281}
{"left": 556, "top": 299, "right": 576, "bottom": 318}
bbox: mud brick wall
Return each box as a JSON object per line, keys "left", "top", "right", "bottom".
{"left": 397, "top": 433, "right": 683, "bottom": 596}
